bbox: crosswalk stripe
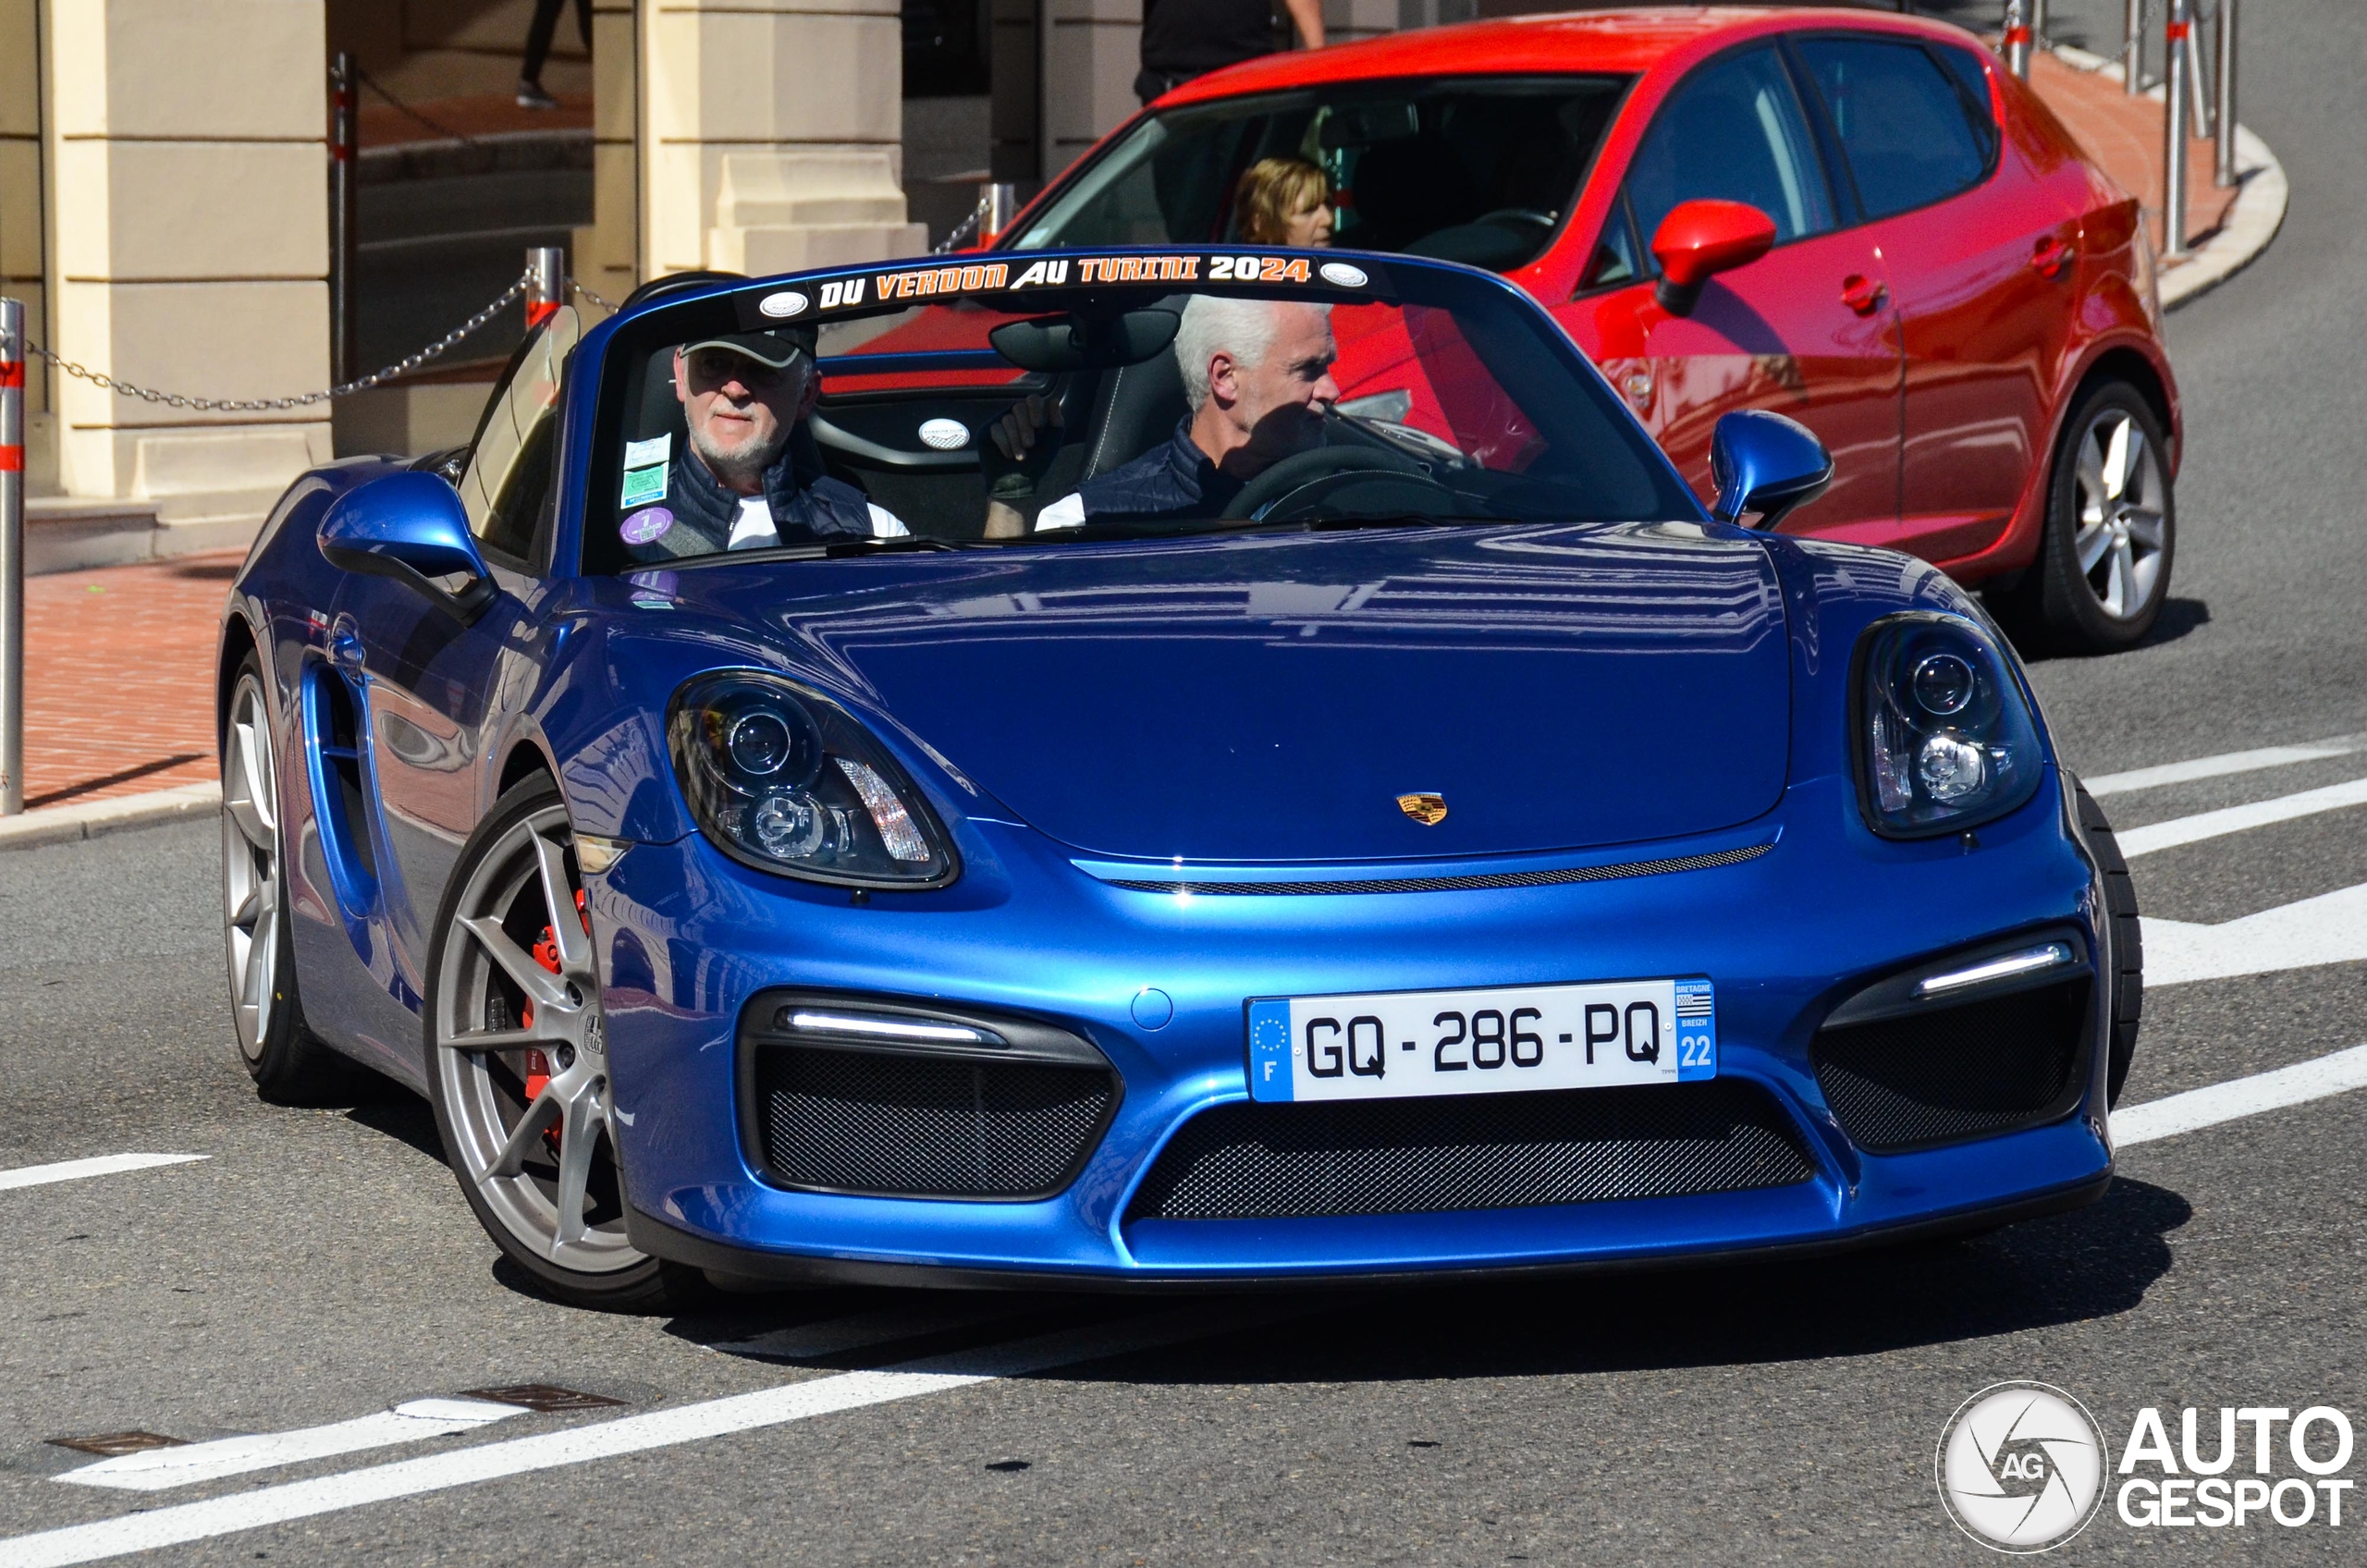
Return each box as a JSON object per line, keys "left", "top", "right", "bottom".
{"left": 0, "top": 1154, "right": 206, "bottom": 1193}
{"left": 0, "top": 1305, "right": 1290, "bottom": 1568}
{"left": 2114, "top": 775, "right": 2367, "bottom": 858}
{"left": 2143, "top": 881, "right": 2367, "bottom": 986}
{"left": 55, "top": 1402, "right": 526, "bottom": 1492}
{"left": 2084, "top": 733, "right": 2367, "bottom": 797}
{"left": 2114, "top": 1044, "right": 2367, "bottom": 1145}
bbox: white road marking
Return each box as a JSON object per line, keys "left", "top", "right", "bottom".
{"left": 0, "top": 1154, "right": 206, "bottom": 1193}
{"left": 2114, "top": 775, "right": 2367, "bottom": 858}
{"left": 2114, "top": 1044, "right": 2367, "bottom": 1146}
{"left": 55, "top": 1402, "right": 525, "bottom": 1493}
{"left": 709, "top": 1298, "right": 1036, "bottom": 1362}
{"left": 2084, "top": 733, "right": 2367, "bottom": 797}
{"left": 0, "top": 1307, "right": 1286, "bottom": 1568}
{"left": 2144, "top": 880, "right": 2367, "bottom": 986}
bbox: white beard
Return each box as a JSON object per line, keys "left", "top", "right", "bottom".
{"left": 688, "top": 415, "right": 784, "bottom": 491}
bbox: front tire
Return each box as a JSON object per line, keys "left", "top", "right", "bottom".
{"left": 2075, "top": 783, "right": 2143, "bottom": 1107}
{"left": 423, "top": 776, "right": 705, "bottom": 1312}
{"left": 221, "top": 653, "right": 358, "bottom": 1104}
{"left": 2019, "top": 382, "right": 2176, "bottom": 653}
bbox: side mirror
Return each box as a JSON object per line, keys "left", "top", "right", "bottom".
{"left": 1650, "top": 200, "right": 1777, "bottom": 314}
{"left": 318, "top": 472, "right": 495, "bottom": 623}
{"left": 1711, "top": 410, "right": 1833, "bottom": 530}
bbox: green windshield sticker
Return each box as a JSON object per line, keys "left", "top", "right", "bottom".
{"left": 619, "top": 464, "right": 668, "bottom": 508}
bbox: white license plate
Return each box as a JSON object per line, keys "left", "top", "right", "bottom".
{"left": 1246, "top": 978, "right": 1715, "bottom": 1103}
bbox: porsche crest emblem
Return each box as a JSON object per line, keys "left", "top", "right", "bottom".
{"left": 1396, "top": 792, "right": 1448, "bottom": 826}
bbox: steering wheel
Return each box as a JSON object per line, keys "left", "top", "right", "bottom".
{"left": 1220, "top": 445, "right": 1456, "bottom": 522}
{"left": 1472, "top": 208, "right": 1558, "bottom": 231}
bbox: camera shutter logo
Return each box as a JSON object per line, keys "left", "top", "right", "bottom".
{"left": 1936, "top": 1382, "right": 2108, "bottom": 1552}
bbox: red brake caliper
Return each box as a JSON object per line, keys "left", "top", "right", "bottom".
{"left": 520, "top": 889, "right": 592, "bottom": 1150}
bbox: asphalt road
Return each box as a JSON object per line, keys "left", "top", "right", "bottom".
{"left": 6, "top": 7, "right": 2367, "bottom": 1562}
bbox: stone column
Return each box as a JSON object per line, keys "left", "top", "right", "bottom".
{"left": 573, "top": 0, "right": 641, "bottom": 308}
{"left": 0, "top": 0, "right": 51, "bottom": 491}
{"left": 44, "top": 0, "right": 331, "bottom": 534}
{"left": 1045, "top": 0, "right": 1139, "bottom": 175}
{"left": 1326, "top": 0, "right": 1399, "bottom": 48}
{"left": 640, "top": 0, "right": 926, "bottom": 280}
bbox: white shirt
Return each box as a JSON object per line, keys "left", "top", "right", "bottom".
{"left": 726, "top": 493, "right": 911, "bottom": 550}
{"left": 1034, "top": 492, "right": 1088, "bottom": 533}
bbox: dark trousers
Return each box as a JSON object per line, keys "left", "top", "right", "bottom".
{"left": 522, "top": 0, "right": 593, "bottom": 85}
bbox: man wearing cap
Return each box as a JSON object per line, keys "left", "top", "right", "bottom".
{"left": 629, "top": 325, "right": 909, "bottom": 560}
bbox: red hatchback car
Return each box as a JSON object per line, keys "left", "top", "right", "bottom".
{"left": 1001, "top": 6, "right": 2178, "bottom": 653}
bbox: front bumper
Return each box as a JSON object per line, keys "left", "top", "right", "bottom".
{"left": 590, "top": 769, "right": 2115, "bottom": 1285}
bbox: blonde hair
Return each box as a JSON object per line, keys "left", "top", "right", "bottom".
{"left": 1233, "top": 157, "right": 1331, "bottom": 245}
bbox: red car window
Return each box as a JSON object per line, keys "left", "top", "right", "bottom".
{"left": 1625, "top": 46, "right": 1836, "bottom": 249}
{"left": 1793, "top": 37, "right": 1998, "bottom": 220}
{"left": 1013, "top": 75, "right": 1630, "bottom": 273}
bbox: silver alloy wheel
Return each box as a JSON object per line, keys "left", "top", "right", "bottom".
{"left": 2069, "top": 407, "right": 2168, "bottom": 621}
{"left": 433, "top": 804, "right": 640, "bottom": 1274}
{"left": 222, "top": 671, "right": 281, "bottom": 1063}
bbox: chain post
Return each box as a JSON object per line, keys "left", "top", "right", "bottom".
{"left": 979, "top": 182, "right": 1018, "bottom": 246}
{"left": 525, "top": 248, "right": 568, "bottom": 328}
{"left": 329, "top": 51, "right": 360, "bottom": 384}
{"left": 2004, "top": 0, "right": 2031, "bottom": 80}
{"left": 2163, "top": 0, "right": 2192, "bottom": 259}
{"left": 2127, "top": 0, "right": 2146, "bottom": 94}
{"left": 2214, "top": 0, "right": 2239, "bottom": 188}
{"left": 2183, "top": 3, "right": 2214, "bottom": 136}
{"left": 0, "top": 298, "right": 22, "bottom": 816}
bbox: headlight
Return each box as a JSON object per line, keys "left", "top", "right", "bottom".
{"left": 668, "top": 671, "right": 956, "bottom": 887}
{"left": 1853, "top": 613, "right": 2042, "bottom": 838}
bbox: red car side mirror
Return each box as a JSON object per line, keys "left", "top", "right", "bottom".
{"left": 1650, "top": 200, "right": 1778, "bottom": 314}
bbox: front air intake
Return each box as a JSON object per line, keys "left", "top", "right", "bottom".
{"left": 1126, "top": 1081, "right": 1816, "bottom": 1222}
{"left": 1810, "top": 977, "right": 2091, "bottom": 1154}
{"left": 740, "top": 992, "right": 1119, "bottom": 1201}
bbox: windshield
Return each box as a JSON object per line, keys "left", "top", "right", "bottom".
{"left": 582, "top": 251, "right": 1699, "bottom": 573}
{"left": 1012, "top": 75, "right": 1630, "bottom": 273}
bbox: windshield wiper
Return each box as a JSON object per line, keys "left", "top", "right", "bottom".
{"left": 820, "top": 534, "right": 970, "bottom": 556}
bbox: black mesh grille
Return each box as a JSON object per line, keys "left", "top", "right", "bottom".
{"left": 1127, "top": 1081, "right": 1815, "bottom": 1222}
{"left": 1101, "top": 842, "right": 1772, "bottom": 897}
{"left": 755, "top": 1047, "right": 1114, "bottom": 1199}
{"left": 1811, "top": 979, "right": 2090, "bottom": 1154}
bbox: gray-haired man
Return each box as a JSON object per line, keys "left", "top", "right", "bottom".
{"left": 983, "top": 296, "right": 1340, "bottom": 536}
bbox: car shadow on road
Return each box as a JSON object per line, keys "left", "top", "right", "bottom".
{"left": 2006, "top": 597, "right": 2211, "bottom": 664}
{"left": 1113, "top": 1176, "right": 2192, "bottom": 1387}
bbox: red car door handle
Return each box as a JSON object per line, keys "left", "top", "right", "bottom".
{"left": 1841, "top": 275, "right": 1887, "bottom": 315}
{"left": 2031, "top": 239, "right": 2076, "bottom": 278}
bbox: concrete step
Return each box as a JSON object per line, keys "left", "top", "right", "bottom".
{"left": 26, "top": 491, "right": 278, "bottom": 576}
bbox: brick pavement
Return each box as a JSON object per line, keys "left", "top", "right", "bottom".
{"left": 18, "top": 552, "right": 242, "bottom": 809}
{"left": 4, "top": 53, "right": 2262, "bottom": 819}
{"left": 2028, "top": 50, "right": 2239, "bottom": 261}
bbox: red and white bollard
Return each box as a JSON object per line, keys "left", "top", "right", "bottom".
{"left": 525, "top": 247, "right": 569, "bottom": 330}
{"left": 2215, "top": 0, "right": 2240, "bottom": 189}
{"left": 0, "top": 296, "right": 22, "bottom": 815}
{"left": 2164, "top": 0, "right": 2193, "bottom": 259}
{"left": 979, "top": 182, "right": 1019, "bottom": 248}
{"left": 2004, "top": 0, "right": 2032, "bottom": 80}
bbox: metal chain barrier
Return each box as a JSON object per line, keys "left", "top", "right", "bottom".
{"left": 571, "top": 279, "right": 619, "bottom": 313}
{"left": 27, "top": 272, "right": 531, "bottom": 410}
{"left": 935, "top": 194, "right": 993, "bottom": 255}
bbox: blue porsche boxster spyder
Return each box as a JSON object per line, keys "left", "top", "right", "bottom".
{"left": 216, "top": 249, "right": 2142, "bottom": 1309}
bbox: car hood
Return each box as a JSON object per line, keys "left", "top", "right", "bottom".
{"left": 658, "top": 524, "right": 1790, "bottom": 864}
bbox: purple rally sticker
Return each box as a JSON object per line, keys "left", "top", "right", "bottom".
{"left": 620, "top": 506, "right": 674, "bottom": 545}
